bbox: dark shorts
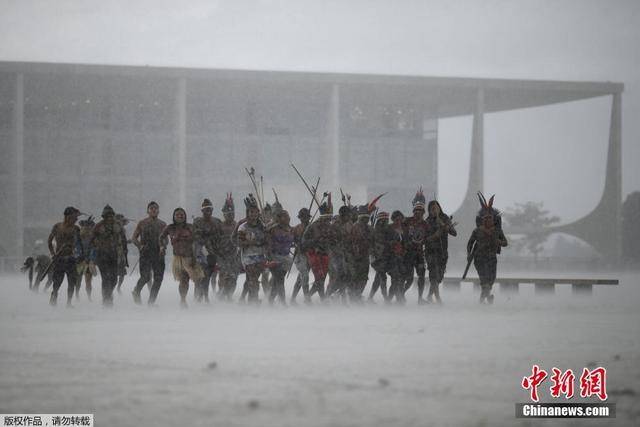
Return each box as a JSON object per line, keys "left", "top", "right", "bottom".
{"left": 406, "top": 250, "right": 425, "bottom": 274}
{"left": 52, "top": 256, "right": 78, "bottom": 290}
{"left": 474, "top": 256, "right": 497, "bottom": 285}
{"left": 140, "top": 255, "right": 165, "bottom": 282}
{"left": 426, "top": 251, "right": 448, "bottom": 281}
{"left": 349, "top": 256, "right": 370, "bottom": 282}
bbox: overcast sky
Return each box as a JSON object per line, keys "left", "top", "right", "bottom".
{"left": 1, "top": 0, "right": 638, "bottom": 223}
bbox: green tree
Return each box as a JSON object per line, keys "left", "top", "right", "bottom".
{"left": 502, "top": 201, "right": 560, "bottom": 260}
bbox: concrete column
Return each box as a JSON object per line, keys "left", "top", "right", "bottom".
{"left": 177, "top": 78, "right": 187, "bottom": 208}
{"left": 451, "top": 88, "right": 485, "bottom": 260}
{"left": 535, "top": 282, "right": 555, "bottom": 295}
{"left": 329, "top": 83, "right": 340, "bottom": 189}
{"left": 473, "top": 281, "right": 481, "bottom": 293}
{"left": 499, "top": 281, "right": 519, "bottom": 294}
{"left": 453, "top": 91, "right": 484, "bottom": 208}
{"left": 14, "top": 73, "right": 24, "bottom": 258}
{"left": 470, "top": 88, "right": 484, "bottom": 194}
{"left": 443, "top": 282, "right": 461, "bottom": 292}
{"left": 572, "top": 284, "right": 593, "bottom": 296}
{"left": 609, "top": 92, "right": 622, "bottom": 260}
{"left": 552, "top": 92, "right": 623, "bottom": 261}
{"left": 432, "top": 116, "right": 438, "bottom": 197}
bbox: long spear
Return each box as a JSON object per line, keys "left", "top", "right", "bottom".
{"left": 309, "top": 192, "right": 329, "bottom": 222}
{"left": 35, "top": 244, "right": 68, "bottom": 285}
{"left": 128, "top": 244, "right": 147, "bottom": 277}
{"left": 245, "top": 167, "right": 264, "bottom": 213}
{"left": 309, "top": 177, "right": 320, "bottom": 212}
{"left": 286, "top": 176, "right": 321, "bottom": 278}
{"left": 462, "top": 242, "right": 477, "bottom": 280}
{"left": 128, "top": 259, "right": 140, "bottom": 277}
{"left": 290, "top": 163, "right": 321, "bottom": 208}
{"left": 371, "top": 207, "right": 379, "bottom": 228}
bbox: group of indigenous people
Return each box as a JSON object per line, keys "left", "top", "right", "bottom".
{"left": 28, "top": 187, "right": 507, "bottom": 308}
{"left": 298, "top": 189, "right": 463, "bottom": 306}
{"left": 40, "top": 205, "right": 128, "bottom": 307}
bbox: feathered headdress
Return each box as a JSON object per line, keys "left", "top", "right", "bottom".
{"left": 356, "top": 205, "right": 370, "bottom": 217}
{"left": 367, "top": 192, "right": 386, "bottom": 213}
{"left": 222, "top": 193, "right": 234, "bottom": 213}
{"left": 340, "top": 188, "right": 352, "bottom": 207}
{"left": 376, "top": 211, "right": 390, "bottom": 221}
{"left": 476, "top": 191, "right": 502, "bottom": 228}
{"left": 244, "top": 194, "right": 259, "bottom": 210}
{"left": 412, "top": 187, "right": 426, "bottom": 211}
{"left": 272, "top": 188, "right": 283, "bottom": 216}
{"left": 319, "top": 192, "right": 333, "bottom": 216}
{"left": 79, "top": 215, "right": 96, "bottom": 227}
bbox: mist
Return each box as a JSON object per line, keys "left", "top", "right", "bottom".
{"left": 1, "top": 272, "right": 638, "bottom": 426}
{"left": 1, "top": 1, "right": 639, "bottom": 426}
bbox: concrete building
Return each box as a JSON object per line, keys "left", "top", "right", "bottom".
{"left": 0, "top": 61, "right": 623, "bottom": 260}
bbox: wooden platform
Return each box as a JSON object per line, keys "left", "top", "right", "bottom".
{"left": 442, "top": 277, "right": 619, "bottom": 295}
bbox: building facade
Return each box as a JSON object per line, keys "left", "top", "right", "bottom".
{"left": 0, "top": 62, "right": 623, "bottom": 261}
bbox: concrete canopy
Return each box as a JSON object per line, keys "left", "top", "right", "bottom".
{"left": 0, "top": 60, "right": 623, "bottom": 118}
